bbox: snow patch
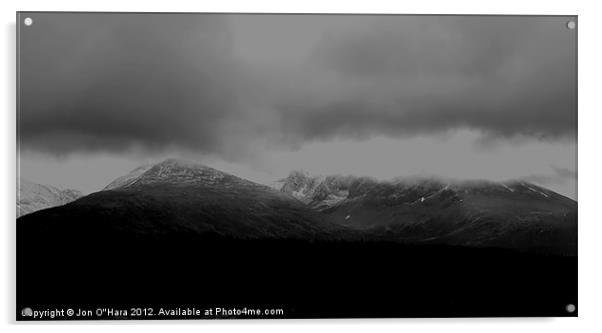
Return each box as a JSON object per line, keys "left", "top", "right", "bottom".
{"left": 321, "top": 191, "right": 349, "bottom": 207}
{"left": 526, "top": 186, "right": 549, "bottom": 198}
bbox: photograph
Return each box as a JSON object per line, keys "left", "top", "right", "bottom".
{"left": 16, "top": 12, "right": 577, "bottom": 320}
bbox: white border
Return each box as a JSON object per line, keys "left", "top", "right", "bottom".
{"left": 3, "top": 0, "right": 602, "bottom": 332}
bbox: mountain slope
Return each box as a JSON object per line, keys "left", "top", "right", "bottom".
{"left": 102, "top": 163, "right": 153, "bottom": 190}
{"left": 17, "top": 162, "right": 577, "bottom": 318}
{"left": 275, "top": 171, "right": 368, "bottom": 210}
{"left": 18, "top": 162, "right": 577, "bottom": 255}
{"left": 275, "top": 172, "right": 577, "bottom": 255}
{"left": 17, "top": 179, "right": 83, "bottom": 217}
{"left": 19, "top": 159, "right": 342, "bottom": 240}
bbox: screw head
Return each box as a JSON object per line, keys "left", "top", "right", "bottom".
{"left": 566, "top": 303, "right": 576, "bottom": 313}
{"left": 567, "top": 21, "right": 576, "bottom": 30}
{"left": 24, "top": 17, "right": 33, "bottom": 26}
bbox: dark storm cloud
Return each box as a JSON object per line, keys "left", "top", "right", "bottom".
{"left": 277, "top": 16, "right": 576, "bottom": 143}
{"left": 20, "top": 13, "right": 240, "bottom": 155}
{"left": 19, "top": 14, "right": 576, "bottom": 156}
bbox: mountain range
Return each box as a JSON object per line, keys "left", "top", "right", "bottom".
{"left": 17, "top": 158, "right": 578, "bottom": 317}
{"left": 17, "top": 179, "right": 82, "bottom": 217}
{"left": 275, "top": 171, "right": 577, "bottom": 254}
{"left": 18, "top": 159, "right": 342, "bottom": 240}
{"left": 17, "top": 158, "right": 577, "bottom": 255}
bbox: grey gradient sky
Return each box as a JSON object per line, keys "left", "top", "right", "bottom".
{"left": 18, "top": 13, "right": 577, "bottom": 199}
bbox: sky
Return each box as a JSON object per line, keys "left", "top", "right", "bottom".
{"left": 18, "top": 13, "right": 577, "bottom": 199}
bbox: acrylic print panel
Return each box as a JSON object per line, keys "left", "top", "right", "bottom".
{"left": 16, "top": 12, "right": 577, "bottom": 320}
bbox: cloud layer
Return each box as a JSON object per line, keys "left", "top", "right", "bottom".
{"left": 19, "top": 14, "right": 576, "bottom": 158}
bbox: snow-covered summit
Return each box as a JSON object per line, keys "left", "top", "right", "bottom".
{"left": 273, "top": 171, "right": 571, "bottom": 212}
{"left": 102, "top": 158, "right": 257, "bottom": 190}
{"left": 17, "top": 179, "right": 83, "bottom": 217}
{"left": 274, "top": 171, "right": 360, "bottom": 210}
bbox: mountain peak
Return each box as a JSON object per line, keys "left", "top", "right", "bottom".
{"left": 144, "top": 158, "right": 221, "bottom": 180}
{"left": 154, "top": 158, "right": 209, "bottom": 170}
{"left": 103, "top": 159, "right": 255, "bottom": 190}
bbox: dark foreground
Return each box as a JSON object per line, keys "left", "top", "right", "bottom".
{"left": 17, "top": 231, "right": 577, "bottom": 320}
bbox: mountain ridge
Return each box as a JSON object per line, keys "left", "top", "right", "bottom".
{"left": 273, "top": 169, "right": 576, "bottom": 209}
{"left": 18, "top": 159, "right": 577, "bottom": 255}
{"left": 272, "top": 169, "right": 577, "bottom": 255}
{"left": 17, "top": 179, "right": 83, "bottom": 217}
{"left": 20, "top": 159, "right": 343, "bottom": 241}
